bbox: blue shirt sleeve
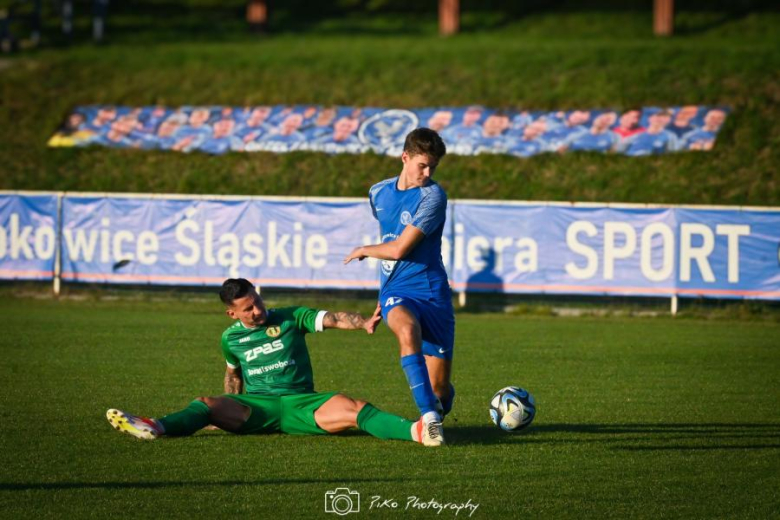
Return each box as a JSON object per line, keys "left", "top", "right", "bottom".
{"left": 412, "top": 187, "right": 447, "bottom": 235}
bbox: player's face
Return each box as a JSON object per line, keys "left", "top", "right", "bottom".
{"left": 523, "top": 121, "right": 545, "bottom": 140}
{"left": 401, "top": 152, "right": 438, "bottom": 188}
{"left": 463, "top": 109, "right": 481, "bottom": 126}
{"left": 675, "top": 106, "right": 698, "bottom": 124}
{"left": 704, "top": 110, "right": 725, "bottom": 129}
{"left": 593, "top": 113, "right": 616, "bottom": 131}
{"left": 281, "top": 114, "right": 303, "bottom": 135}
{"left": 227, "top": 290, "right": 268, "bottom": 328}
{"left": 568, "top": 111, "right": 590, "bottom": 126}
{"left": 316, "top": 108, "right": 336, "bottom": 126}
{"left": 249, "top": 107, "right": 271, "bottom": 126}
{"left": 428, "top": 111, "right": 452, "bottom": 131}
{"left": 619, "top": 110, "right": 640, "bottom": 129}
{"left": 333, "top": 117, "right": 358, "bottom": 140}
{"left": 483, "top": 115, "right": 509, "bottom": 137}
{"left": 190, "top": 110, "right": 210, "bottom": 126}
{"left": 214, "top": 120, "right": 234, "bottom": 138}
{"left": 649, "top": 113, "right": 671, "bottom": 131}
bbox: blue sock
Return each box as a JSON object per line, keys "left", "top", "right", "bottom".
{"left": 400, "top": 353, "right": 438, "bottom": 416}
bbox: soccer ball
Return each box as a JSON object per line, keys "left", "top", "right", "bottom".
{"left": 489, "top": 386, "right": 536, "bottom": 432}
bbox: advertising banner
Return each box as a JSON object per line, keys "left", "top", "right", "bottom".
{"left": 3, "top": 192, "right": 778, "bottom": 300}
{"left": 451, "top": 203, "right": 780, "bottom": 299}
{"left": 0, "top": 193, "right": 59, "bottom": 281}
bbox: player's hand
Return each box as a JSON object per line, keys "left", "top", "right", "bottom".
{"left": 204, "top": 424, "right": 222, "bottom": 431}
{"left": 364, "top": 302, "right": 382, "bottom": 334}
{"left": 343, "top": 247, "right": 367, "bottom": 265}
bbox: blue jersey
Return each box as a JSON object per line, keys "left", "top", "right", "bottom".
{"left": 510, "top": 138, "right": 548, "bottom": 157}
{"left": 622, "top": 130, "right": 679, "bottom": 155}
{"left": 681, "top": 129, "right": 717, "bottom": 150}
{"left": 369, "top": 177, "right": 450, "bottom": 301}
{"left": 567, "top": 131, "right": 619, "bottom": 153}
{"left": 441, "top": 124, "right": 482, "bottom": 145}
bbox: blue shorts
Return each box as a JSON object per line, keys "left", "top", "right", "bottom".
{"left": 380, "top": 295, "right": 455, "bottom": 360}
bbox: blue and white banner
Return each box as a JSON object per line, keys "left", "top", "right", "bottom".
{"left": 60, "top": 195, "right": 381, "bottom": 289}
{"left": 450, "top": 203, "right": 780, "bottom": 299}
{"left": 0, "top": 193, "right": 59, "bottom": 280}
{"left": 48, "top": 104, "right": 729, "bottom": 158}
{"left": 2, "top": 193, "right": 779, "bottom": 300}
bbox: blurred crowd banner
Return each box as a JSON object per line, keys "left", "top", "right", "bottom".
{"left": 49, "top": 104, "right": 729, "bottom": 157}
{"left": 2, "top": 192, "right": 778, "bottom": 300}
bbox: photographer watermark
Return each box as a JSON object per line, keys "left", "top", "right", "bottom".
{"left": 324, "top": 488, "right": 479, "bottom": 517}
{"left": 325, "top": 487, "right": 361, "bottom": 516}
{"left": 371, "top": 496, "right": 479, "bottom": 517}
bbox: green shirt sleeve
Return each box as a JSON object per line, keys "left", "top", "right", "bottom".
{"left": 291, "top": 306, "right": 326, "bottom": 334}
{"left": 221, "top": 331, "right": 240, "bottom": 368}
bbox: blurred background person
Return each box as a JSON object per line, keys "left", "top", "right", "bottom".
{"left": 669, "top": 105, "right": 701, "bottom": 138}
{"left": 682, "top": 108, "right": 727, "bottom": 151}
{"left": 613, "top": 109, "right": 645, "bottom": 142}
{"left": 565, "top": 112, "right": 619, "bottom": 153}
{"left": 621, "top": 110, "right": 679, "bottom": 155}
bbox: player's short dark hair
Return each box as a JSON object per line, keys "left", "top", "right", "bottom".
{"left": 403, "top": 128, "right": 446, "bottom": 162}
{"left": 219, "top": 278, "right": 255, "bottom": 305}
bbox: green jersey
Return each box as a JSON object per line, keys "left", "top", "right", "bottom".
{"left": 221, "top": 306, "right": 326, "bottom": 396}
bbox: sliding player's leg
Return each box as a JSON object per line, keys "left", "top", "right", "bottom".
{"left": 309, "top": 393, "right": 421, "bottom": 442}
{"left": 107, "top": 396, "right": 259, "bottom": 440}
{"left": 279, "top": 393, "right": 421, "bottom": 443}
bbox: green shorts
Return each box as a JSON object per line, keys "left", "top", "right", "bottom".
{"left": 225, "top": 391, "right": 338, "bottom": 436}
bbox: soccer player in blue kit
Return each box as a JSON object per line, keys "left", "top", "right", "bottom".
{"left": 344, "top": 128, "right": 454, "bottom": 447}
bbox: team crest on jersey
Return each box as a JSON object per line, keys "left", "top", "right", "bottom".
{"left": 400, "top": 211, "right": 413, "bottom": 226}
{"left": 266, "top": 326, "right": 281, "bottom": 338}
{"left": 381, "top": 259, "right": 397, "bottom": 276}
{"left": 358, "top": 109, "right": 419, "bottom": 154}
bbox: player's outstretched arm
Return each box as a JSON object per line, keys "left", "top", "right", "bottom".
{"left": 343, "top": 224, "right": 425, "bottom": 264}
{"left": 322, "top": 303, "right": 382, "bottom": 334}
{"left": 224, "top": 365, "right": 243, "bottom": 394}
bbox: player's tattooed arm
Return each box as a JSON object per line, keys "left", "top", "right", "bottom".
{"left": 323, "top": 304, "right": 382, "bottom": 334}
{"left": 224, "top": 366, "right": 244, "bottom": 394}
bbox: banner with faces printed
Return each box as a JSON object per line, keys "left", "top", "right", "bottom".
{"left": 48, "top": 105, "right": 729, "bottom": 157}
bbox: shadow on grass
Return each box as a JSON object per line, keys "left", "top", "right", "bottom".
{"left": 0, "top": 476, "right": 406, "bottom": 492}
{"left": 448, "top": 423, "right": 780, "bottom": 448}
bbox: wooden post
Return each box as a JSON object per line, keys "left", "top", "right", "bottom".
{"left": 653, "top": 0, "right": 674, "bottom": 36}
{"left": 439, "top": 0, "right": 459, "bottom": 36}
{"left": 247, "top": 0, "right": 268, "bottom": 33}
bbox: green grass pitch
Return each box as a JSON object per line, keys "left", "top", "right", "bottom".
{"left": 0, "top": 294, "right": 777, "bottom": 518}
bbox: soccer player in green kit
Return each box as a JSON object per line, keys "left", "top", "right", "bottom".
{"left": 106, "top": 278, "right": 428, "bottom": 444}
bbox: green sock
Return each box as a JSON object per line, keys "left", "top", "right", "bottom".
{"left": 356, "top": 403, "right": 415, "bottom": 442}
{"left": 157, "top": 400, "right": 211, "bottom": 436}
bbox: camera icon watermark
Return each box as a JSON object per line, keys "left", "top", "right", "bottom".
{"left": 324, "top": 487, "right": 360, "bottom": 516}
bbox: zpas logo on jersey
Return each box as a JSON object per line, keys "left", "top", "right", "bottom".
{"left": 244, "top": 339, "right": 284, "bottom": 361}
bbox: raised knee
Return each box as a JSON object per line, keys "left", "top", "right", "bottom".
{"left": 196, "top": 396, "right": 219, "bottom": 409}
{"left": 397, "top": 324, "right": 419, "bottom": 344}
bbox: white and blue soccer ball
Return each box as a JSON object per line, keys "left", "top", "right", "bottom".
{"left": 489, "top": 386, "right": 536, "bottom": 432}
